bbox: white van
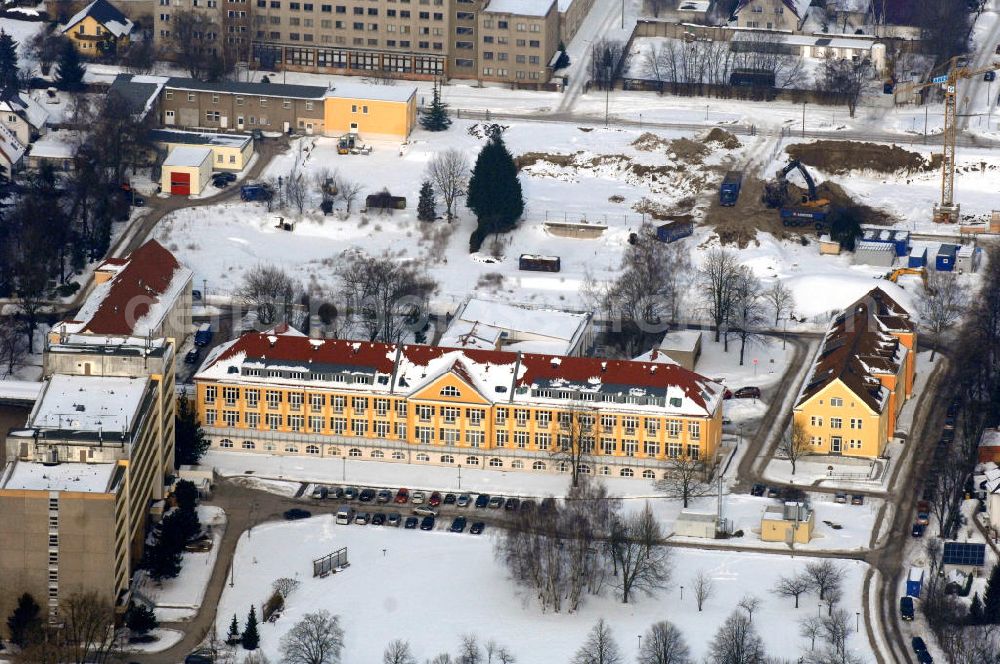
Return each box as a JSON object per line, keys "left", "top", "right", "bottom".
{"left": 335, "top": 506, "right": 353, "bottom": 525}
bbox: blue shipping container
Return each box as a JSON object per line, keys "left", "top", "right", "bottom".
{"left": 656, "top": 220, "right": 694, "bottom": 243}
{"left": 908, "top": 248, "right": 927, "bottom": 268}
{"left": 936, "top": 244, "right": 958, "bottom": 272}
{"left": 906, "top": 567, "right": 924, "bottom": 598}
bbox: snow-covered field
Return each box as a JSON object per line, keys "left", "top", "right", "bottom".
{"left": 216, "top": 515, "right": 873, "bottom": 663}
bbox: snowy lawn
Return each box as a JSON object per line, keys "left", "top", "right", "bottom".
{"left": 216, "top": 515, "right": 873, "bottom": 663}
{"left": 121, "top": 628, "right": 185, "bottom": 653}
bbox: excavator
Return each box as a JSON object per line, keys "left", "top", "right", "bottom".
{"left": 762, "top": 159, "right": 831, "bottom": 229}
{"left": 884, "top": 267, "right": 928, "bottom": 288}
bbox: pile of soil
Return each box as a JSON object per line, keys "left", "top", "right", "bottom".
{"left": 703, "top": 128, "right": 741, "bottom": 150}
{"left": 631, "top": 132, "right": 672, "bottom": 152}
{"left": 514, "top": 152, "right": 576, "bottom": 170}
{"left": 787, "top": 141, "right": 941, "bottom": 175}
{"left": 668, "top": 137, "right": 711, "bottom": 163}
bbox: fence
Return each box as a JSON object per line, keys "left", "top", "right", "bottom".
{"left": 313, "top": 547, "right": 349, "bottom": 578}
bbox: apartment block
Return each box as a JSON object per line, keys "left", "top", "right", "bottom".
{"left": 478, "top": 0, "right": 557, "bottom": 84}
{"left": 193, "top": 327, "right": 725, "bottom": 479}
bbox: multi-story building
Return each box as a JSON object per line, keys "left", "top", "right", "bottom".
{"left": 0, "top": 336, "right": 177, "bottom": 630}
{"left": 731, "top": 0, "right": 811, "bottom": 31}
{"left": 153, "top": 0, "right": 576, "bottom": 86}
{"left": 193, "top": 327, "right": 725, "bottom": 479}
{"left": 792, "top": 288, "right": 917, "bottom": 459}
{"left": 60, "top": 0, "right": 135, "bottom": 56}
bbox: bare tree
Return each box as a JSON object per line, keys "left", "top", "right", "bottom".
{"left": 457, "top": 635, "right": 482, "bottom": 664}
{"left": 552, "top": 405, "right": 600, "bottom": 487}
{"left": 707, "top": 611, "right": 766, "bottom": 664}
{"left": 699, "top": 248, "right": 740, "bottom": 343}
{"left": 774, "top": 572, "right": 812, "bottom": 609}
{"left": 928, "top": 443, "right": 967, "bottom": 538}
{"left": 804, "top": 561, "right": 841, "bottom": 602}
{"left": 764, "top": 281, "right": 795, "bottom": 326}
{"left": 799, "top": 615, "right": 823, "bottom": 651}
{"left": 427, "top": 149, "right": 469, "bottom": 221}
{"left": 818, "top": 55, "right": 872, "bottom": 118}
{"left": 638, "top": 621, "right": 690, "bottom": 664}
{"left": 738, "top": 595, "right": 762, "bottom": 623}
{"left": 382, "top": 639, "right": 416, "bottom": 664}
{"left": 918, "top": 271, "right": 968, "bottom": 360}
{"left": 655, "top": 456, "right": 712, "bottom": 508}
{"left": 314, "top": 168, "right": 337, "bottom": 208}
{"left": 238, "top": 264, "right": 297, "bottom": 327}
{"left": 591, "top": 39, "right": 624, "bottom": 90}
{"left": 169, "top": 10, "right": 233, "bottom": 80}
{"left": 279, "top": 610, "right": 344, "bottom": 664}
{"left": 646, "top": 0, "right": 669, "bottom": 18}
{"left": 335, "top": 175, "right": 364, "bottom": 214}
{"left": 692, "top": 570, "right": 715, "bottom": 612}
{"left": 61, "top": 591, "right": 118, "bottom": 664}
{"left": 0, "top": 316, "right": 27, "bottom": 377}
{"left": 608, "top": 503, "right": 671, "bottom": 604}
{"left": 823, "top": 584, "right": 843, "bottom": 616}
{"left": 428, "top": 655, "right": 453, "bottom": 664}
{"left": 272, "top": 577, "right": 301, "bottom": 599}
{"left": 571, "top": 619, "right": 622, "bottom": 664}
{"left": 243, "top": 653, "right": 271, "bottom": 664}
{"left": 801, "top": 608, "right": 864, "bottom": 664}
{"left": 728, "top": 266, "right": 769, "bottom": 366}
{"left": 285, "top": 164, "right": 308, "bottom": 216}
{"left": 778, "top": 420, "right": 812, "bottom": 475}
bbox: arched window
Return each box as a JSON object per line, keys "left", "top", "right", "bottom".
{"left": 371, "top": 449, "right": 384, "bottom": 458}
{"left": 620, "top": 467, "right": 634, "bottom": 477}
{"left": 532, "top": 461, "right": 547, "bottom": 471}
{"left": 391, "top": 451, "right": 405, "bottom": 460}
{"left": 305, "top": 444, "right": 320, "bottom": 455}
{"left": 284, "top": 445, "right": 298, "bottom": 454}
{"left": 578, "top": 464, "right": 591, "bottom": 475}
{"left": 440, "top": 454, "right": 455, "bottom": 464}
{"left": 440, "top": 385, "right": 461, "bottom": 397}
{"left": 489, "top": 457, "right": 503, "bottom": 467}
{"left": 241, "top": 440, "right": 255, "bottom": 450}
{"left": 642, "top": 469, "right": 655, "bottom": 479}
{"left": 466, "top": 456, "right": 480, "bottom": 466}
{"left": 349, "top": 448, "right": 363, "bottom": 457}
{"left": 511, "top": 460, "right": 524, "bottom": 469}
{"left": 416, "top": 453, "right": 430, "bottom": 462}
{"left": 219, "top": 439, "right": 233, "bottom": 448}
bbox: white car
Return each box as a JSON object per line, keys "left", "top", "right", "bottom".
{"left": 413, "top": 506, "right": 437, "bottom": 517}
{"left": 411, "top": 491, "right": 426, "bottom": 505}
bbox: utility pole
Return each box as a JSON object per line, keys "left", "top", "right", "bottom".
{"left": 801, "top": 102, "right": 806, "bottom": 137}
{"left": 924, "top": 105, "right": 928, "bottom": 144}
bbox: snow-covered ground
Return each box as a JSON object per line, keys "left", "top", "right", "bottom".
{"left": 121, "top": 628, "right": 186, "bottom": 653}
{"left": 216, "top": 515, "right": 873, "bottom": 663}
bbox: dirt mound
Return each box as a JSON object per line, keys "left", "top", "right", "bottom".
{"left": 669, "top": 137, "right": 711, "bottom": 163}
{"left": 703, "top": 128, "right": 741, "bottom": 150}
{"left": 787, "top": 141, "right": 941, "bottom": 175}
{"left": 632, "top": 132, "right": 672, "bottom": 152}
{"left": 515, "top": 152, "right": 577, "bottom": 170}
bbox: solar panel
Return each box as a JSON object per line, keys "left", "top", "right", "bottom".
{"left": 942, "top": 542, "right": 985, "bottom": 566}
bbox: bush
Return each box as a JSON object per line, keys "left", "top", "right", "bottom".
{"left": 56, "top": 282, "right": 80, "bottom": 298}
{"left": 263, "top": 590, "right": 284, "bottom": 622}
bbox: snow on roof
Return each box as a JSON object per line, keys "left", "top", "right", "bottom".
{"left": 658, "top": 330, "right": 702, "bottom": 354}
{"left": 29, "top": 374, "right": 149, "bottom": 434}
{"left": 676, "top": 511, "right": 718, "bottom": 524}
{"left": 0, "top": 380, "right": 43, "bottom": 402}
{"left": 109, "top": 74, "right": 167, "bottom": 119}
{"left": 325, "top": 82, "right": 416, "bottom": 103}
{"left": 483, "top": 0, "right": 555, "bottom": 16}
{"left": 855, "top": 241, "right": 894, "bottom": 253}
{"left": 165, "top": 77, "right": 328, "bottom": 100}
{"left": 61, "top": 0, "right": 134, "bottom": 38}
{"left": 731, "top": 31, "right": 875, "bottom": 50}
{"left": 29, "top": 130, "right": 78, "bottom": 160}
{"left": 677, "top": 0, "right": 710, "bottom": 11}
{"left": 982, "top": 429, "right": 1000, "bottom": 448}
{"left": 1, "top": 460, "right": 119, "bottom": 493}
{"left": 0, "top": 89, "right": 50, "bottom": 130}
{"left": 150, "top": 129, "right": 251, "bottom": 149}
{"left": 440, "top": 298, "right": 592, "bottom": 354}
{"left": 163, "top": 145, "right": 212, "bottom": 168}
{"left": 0, "top": 122, "right": 25, "bottom": 166}
{"left": 197, "top": 332, "right": 725, "bottom": 418}
{"left": 556, "top": 0, "right": 573, "bottom": 11}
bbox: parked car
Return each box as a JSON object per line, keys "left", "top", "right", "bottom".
{"left": 750, "top": 484, "right": 766, "bottom": 497}
{"left": 413, "top": 506, "right": 437, "bottom": 517}
{"left": 311, "top": 485, "right": 328, "bottom": 499}
{"left": 283, "top": 508, "right": 311, "bottom": 520}
{"left": 457, "top": 494, "right": 472, "bottom": 507}
{"left": 184, "top": 348, "right": 201, "bottom": 364}
{"left": 766, "top": 486, "right": 781, "bottom": 499}
{"left": 917, "top": 499, "right": 932, "bottom": 513}
{"left": 359, "top": 488, "right": 376, "bottom": 502}
{"left": 834, "top": 492, "right": 848, "bottom": 504}
{"left": 371, "top": 513, "right": 386, "bottom": 526}
{"left": 444, "top": 493, "right": 457, "bottom": 505}
{"left": 376, "top": 489, "right": 392, "bottom": 504}
{"left": 185, "top": 650, "right": 215, "bottom": 664}
{"left": 488, "top": 495, "right": 504, "bottom": 509}
{"left": 851, "top": 494, "right": 864, "bottom": 506}
{"left": 394, "top": 488, "right": 410, "bottom": 504}
{"left": 387, "top": 512, "right": 401, "bottom": 527}
{"left": 917, "top": 651, "right": 933, "bottom": 664}
{"left": 404, "top": 516, "right": 419, "bottom": 529}
{"left": 450, "top": 516, "right": 467, "bottom": 533}
{"left": 475, "top": 494, "right": 490, "bottom": 508}
{"left": 916, "top": 512, "right": 930, "bottom": 526}
{"left": 912, "top": 523, "right": 926, "bottom": 538}
{"left": 912, "top": 637, "right": 928, "bottom": 655}
{"left": 429, "top": 491, "right": 442, "bottom": 507}
{"left": 354, "top": 512, "right": 370, "bottom": 525}
{"left": 214, "top": 172, "right": 237, "bottom": 184}
{"left": 470, "top": 522, "right": 486, "bottom": 535}
{"left": 132, "top": 195, "right": 146, "bottom": 207}
{"left": 335, "top": 506, "right": 353, "bottom": 525}
{"left": 734, "top": 386, "right": 761, "bottom": 399}
{"left": 900, "top": 596, "right": 915, "bottom": 621}
{"left": 194, "top": 323, "right": 213, "bottom": 347}
{"left": 504, "top": 497, "right": 520, "bottom": 511}
{"left": 330, "top": 487, "right": 345, "bottom": 499}
{"left": 411, "top": 491, "right": 426, "bottom": 505}
{"left": 723, "top": 388, "right": 734, "bottom": 399}
{"left": 519, "top": 500, "right": 535, "bottom": 513}
{"left": 212, "top": 175, "right": 231, "bottom": 188}
{"left": 420, "top": 515, "right": 436, "bottom": 531}
{"left": 344, "top": 487, "right": 359, "bottom": 500}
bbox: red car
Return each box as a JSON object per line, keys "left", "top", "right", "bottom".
{"left": 429, "top": 491, "right": 442, "bottom": 507}
{"left": 394, "top": 488, "right": 410, "bottom": 504}
{"left": 723, "top": 388, "right": 733, "bottom": 400}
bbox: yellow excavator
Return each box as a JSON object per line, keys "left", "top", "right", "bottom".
{"left": 884, "top": 267, "right": 927, "bottom": 288}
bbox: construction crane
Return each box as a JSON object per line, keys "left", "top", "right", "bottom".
{"left": 896, "top": 57, "right": 1000, "bottom": 223}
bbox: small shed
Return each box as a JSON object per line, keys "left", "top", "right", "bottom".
{"left": 674, "top": 512, "right": 719, "bottom": 539}
{"left": 979, "top": 429, "right": 1000, "bottom": 464}
{"left": 519, "top": 254, "right": 561, "bottom": 272}
{"left": 656, "top": 219, "right": 694, "bottom": 243}
{"left": 760, "top": 502, "right": 815, "bottom": 544}
{"left": 936, "top": 244, "right": 959, "bottom": 272}
{"left": 161, "top": 146, "right": 212, "bottom": 196}
{"left": 942, "top": 541, "right": 985, "bottom": 574}
{"left": 818, "top": 234, "right": 842, "bottom": 255}
{"left": 906, "top": 567, "right": 924, "bottom": 597}
{"left": 957, "top": 245, "right": 981, "bottom": 273}
{"left": 861, "top": 226, "right": 910, "bottom": 257}
{"left": 908, "top": 247, "right": 927, "bottom": 268}
{"left": 853, "top": 241, "right": 896, "bottom": 267}
{"left": 656, "top": 330, "right": 702, "bottom": 371}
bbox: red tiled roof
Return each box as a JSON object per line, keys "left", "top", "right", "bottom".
{"left": 82, "top": 240, "right": 183, "bottom": 336}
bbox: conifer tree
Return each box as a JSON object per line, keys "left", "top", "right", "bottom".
{"left": 125, "top": 602, "right": 158, "bottom": 635}
{"left": 242, "top": 605, "right": 260, "bottom": 650}
{"left": 0, "top": 31, "right": 20, "bottom": 90}
{"left": 227, "top": 613, "right": 241, "bottom": 644}
{"left": 466, "top": 123, "right": 523, "bottom": 252}
{"left": 175, "top": 394, "right": 209, "bottom": 467}
{"left": 970, "top": 591, "right": 985, "bottom": 625}
{"left": 983, "top": 563, "right": 1000, "bottom": 623}
{"left": 55, "top": 39, "right": 85, "bottom": 91}
{"left": 417, "top": 180, "right": 436, "bottom": 222}
{"left": 420, "top": 79, "right": 451, "bottom": 131}
{"left": 6, "top": 593, "right": 40, "bottom": 647}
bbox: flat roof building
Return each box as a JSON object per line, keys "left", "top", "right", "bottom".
{"left": 439, "top": 298, "right": 595, "bottom": 356}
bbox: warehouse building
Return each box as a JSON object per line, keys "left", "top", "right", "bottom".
{"left": 150, "top": 129, "right": 255, "bottom": 172}
{"left": 161, "top": 146, "right": 213, "bottom": 196}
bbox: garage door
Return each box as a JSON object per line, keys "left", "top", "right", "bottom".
{"left": 170, "top": 171, "right": 191, "bottom": 195}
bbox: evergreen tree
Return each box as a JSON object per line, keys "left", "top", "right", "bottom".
{"left": 55, "top": 39, "right": 85, "bottom": 91}
{"left": 554, "top": 40, "right": 570, "bottom": 70}
{"left": 174, "top": 479, "right": 199, "bottom": 513}
{"left": 125, "top": 602, "right": 159, "bottom": 635}
{"left": 242, "top": 605, "right": 260, "bottom": 650}
{"left": 970, "top": 591, "right": 985, "bottom": 625}
{"left": 227, "top": 614, "right": 241, "bottom": 645}
{"left": 0, "top": 31, "right": 20, "bottom": 90}
{"left": 417, "top": 180, "right": 436, "bottom": 222}
{"left": 983, "top": 562, "right": 1000, "bottom": 623}
{"left": 420, "top": 79, "right": 451, "bottom": 132}
{"left": 144, "top": 536, "right": 182, "bottom": 581}
{"left": 175, "top": 394, "right": 210, "bottom": 467}
{"left": 6, "top": 592, "right": 41, "bottom": 647}
{"left": 466, "top": 124, "right": 524, "bottom": 252}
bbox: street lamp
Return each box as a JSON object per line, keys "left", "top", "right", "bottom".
{"left": 680, "top": 585, "right": 684, "bottom": 600}
{"left": 342, "top": 454, "right": 346, "bottom": 481}
{"left": 738, "top": 423, "right": 744, "bottom": 449}
{"left": 458, "top": 464, "right": 463, "bottom": 490}
{"left": 637, "top": 634, "right": 642, "bottom": 652}
{"left": 856, "top": 611, "right": 860, "bottom": 632}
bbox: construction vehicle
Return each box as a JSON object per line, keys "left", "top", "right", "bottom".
{"left": 719, "top": 171, "right": 743, "bottom": 206}
{"left": 884, "top": 267, "right": 928, "bottom": 288}
{"left": 894, "top": 57, "right": 1000, "bottom": 223}
{"left": 762, "top": 159, "right": 831, "bottom": 228}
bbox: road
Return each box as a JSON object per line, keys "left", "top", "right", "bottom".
{"left": 961, "top": 0, "right": 1000, "bottom": 131}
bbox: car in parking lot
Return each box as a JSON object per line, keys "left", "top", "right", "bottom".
{"left": 213, "top": 171, "right": 237, "bottom": 185}
{"left": 376, "top": 489, "right": 392, "bottom": 504}
{"left": 750, "top": 484, "right": 766, "bottom": 497}
{"left": 911, "top": 523, "right": 926, "bottom": 538}
{"left": 394, "top": 488, "right": 410, "bottom": 504}
{"left": 429, "top": 491, "right": 442, "bottom": 507}
{"left": 488, "top": 495, "right": 504, "bottom": 509}
{"left": 917, "top": 651, "right": 933, "bottom": 664}
{"left": 420, "top": 515, "right": 435, "bottom": 531}
{"left": 311, "top": 485, "right": 328, "bottom": 499}
{"left": 283, "top": 508, "right": 311, "bottom": 520}
{"left": 330, "top": 486, "right": 345, "bottom": 499}
{"left": 354, "top": 512, "right": 370, "bottom": 525}
{"left": 734, "top": 386, "right": 761, "bottom": 399}
{"left": 411, "top": 491, "right": 426, "bottom": 505}
{"left": 470, "top": 522, "right": 485, "bottom": 535}
{"left": 457, "top": 494, "right": 471, "bottom": 507}
{"left": 766, "top": 486, "right": 780, "bottom": 499}
{"left": 359, "top": 488, "right": 376, "bottom": 502}
{"left": 475, "top": 494, "right": 490, "bottom": 508}
{"left": 834, "top": 492, "right": 848, "bottom": 504}
{"left": 916, "top": 511, "right": 930, "bottom": 526}
{"left": 184, "top": 348, "right": 201, "bottom": 365}
{"left": 504, "top": 497, "right": 520, "bottom": 511}
{"left": 413, "top": 506, "right": 437, "bottom": 517}
{"left": 450, "top": 516, "right": 467, "bottom": 533}
{"left": 185, "top": 650, "right": 215, "bottom": 664}
{"left": 387, "top": 512, "right": 401, "bottom": 527}
{"left": 851, "top": 494, "right": 864, "bottom": 506}
{"left": 520, "top": 500, "right": 535, "bottom": 513}
{"left": 371, "top": 513, "right": 386, "bottom": 526}
{"left": 444, "top": 493, "right": 457, "bottom": 505}
{"left": 344, "top": 487, "right": 359, "bottom": 500}
{"left": 900, "top": 596, "right": 915, "bottom": 621}
{"left": 404, "top": 516, "right": 419, "bottom": 529}
{"left": 912, "top": 637, "right": 927, "bottom": 655}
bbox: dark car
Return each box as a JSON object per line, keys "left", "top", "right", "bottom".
{"left": 214, "top": 172, "right": 237, "bottom": 183}
{"left": 394, "top": 488, "right": 410, "bottom": 504}
{"left": 331, "top": 486, "right": 345, "bottom": 499}
{"left": 444, "top": 493, "right": 457, "bottom": 505}
{"left": 488, "top": 495, "right": 504, "bottom": 509}
{"left": 376, "top": 489, "right": 392, "bottom": 504}
{"left": 283, "top": 508, "right": 311, "bottom": 520}
{"left": 311, "top": 485, "right": 329, "bottom": 499}
{"left": 212, "top": 175, "right": 231, "bottom": 188}
{"left": 900, "top": 596, "right": 915, "bottom": 621}
{"left": 429, "top": 491, "right": 442, "bottom": 507}
{"left": 344, "top": 487, "right": 359, "bottom": 500}
{"left": 184, "top": 348, "right": 201, "bottom": 364}
{"left": 912, "top": 523, "right": 926, "bottom": 538}
{"left": 359, "top": 488, "right": 376, "bottom": 502}
{"left": 371, "top": 513, "right": 386, "bottom": 526}
{"left": 404, "top": 516, "right": 419, "bottom": 529}
{"left": 520, "top": 499, "right": 535, "bottom": 513}
{"left": 504, "top": 497, "right": 520, "bottom": 511}
{"left": 851, "top": 494, "right": 864, "bottom": 506}
{"left": 917, "top": 652, "right": 933, "bottom": 664}
{"left": 457, "top": 493, "right": 472, "bottom": 507}
{"left": 450, "top": 516, "right": 467, "bottom": 533}
{"left": 475, "top": 494, "right": 490, "bottom": 508}
{"left": 185, "top": 651, "right": 215, "bottom": 664}
{"left": 132, "top": 195, "right": 146, "bottom": 207}
{"left": 766, "top": 486, "right": 781, "bottom": 499}
{"left": 420, "top": 515, "right": 435, "bottom": 531}
{"left": 750, "top": 484, "right": 766, "bottom": 497}
{"left": 470, "top": 522, "right": 486, "bottom": 535}
{"left": 387, "top": 512, "right": 401, "bottom": 527}
{"left": 912, "top": 637, "right": 927, "bottom": 654}
{"left": 734, "top": 386, "right": 761, "bottom": 399}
